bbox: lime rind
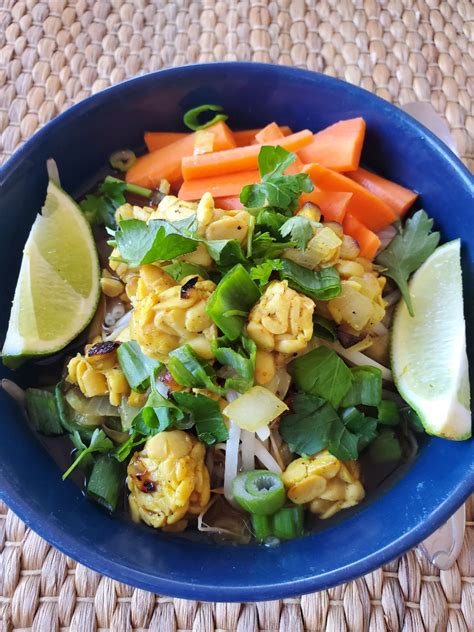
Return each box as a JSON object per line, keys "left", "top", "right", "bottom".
{"left": 391, "top": 239, "right": 471, "bottom": 440}
{"left": 2, "top": 180, "right": 100, "bottom": 361}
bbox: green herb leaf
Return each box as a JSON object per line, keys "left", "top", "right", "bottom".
{"left": 206, "top": 264, "right": 261, "bottom": 340}
{"left": 86, "top": 455, "right": 123, "bottom": 512}
{"left": 117, "top": 341, "right": 162, "bottom": 392}
{"left": 163, "top": 261, "right": 210, "bottom": 281}
{"left": 80, "top": 178, "right": 128, "bottom": 228}
{"left": 375, "top": 210, "right": 440, "bottom": 316}
{"left": 340, "top": 366, "right": 382, "bottom": 407}
{"left": 172, "top": 392, "right": 229, "bottom": 444}
{"left": 115, "top": 218, "right": 197, "bottom": 267}
{"left": 340, "top": 407, "right": 378, "bottom": 451}
{"left": 240, "top": 146, "right": 314, "bottom": 213}
{"left": 211, "top": 336, "right": 257, "bottom": 392}
{"left": 63, "top": 428, "right": 113, "bottom": 480}
{"left": 205, "top": 239, "right": 247, "bottom": 268}
{"left": 279, "top": 393, "right": 359, "bottom": 460}
{"left": 183, "top": 104, "right": 228, "bottom": 131}
{"left": 255, "top": 208, "right": 291, "bottom": 235}
{"left": 167, "top": 345, "right": 224, "bottom": 394}
{"left": 313, "top": 315, "right": 336, "bottom": 342}
{"left": 279, "top": 259, "right": 341, "bottom": 301}
{"left": 280, "top": 216, "right": 314, "bottom": 250}
{"left": 25, "top": 388, "right": 64, "bottom": 436}
{"left": 115, "top": 432, "right": 146, "bottom": 462}
{"left": 251, "top": 232, "right": 293, "bottom": 261}
{"left": 133, "top": 387, "right": 186, "bottom": 436}
{"left": 249, "top": 259, "right": 283, "bottom": 288}
{"left": 289, "top": 346, "right": 353, "bottom": 409}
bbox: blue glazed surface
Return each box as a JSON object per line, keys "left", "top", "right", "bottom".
{"left": 0, "top": 63, "right": 473, "bottom": 602}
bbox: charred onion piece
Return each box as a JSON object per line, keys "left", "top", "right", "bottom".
{"left": 87, "top": 341, "right": 120, "bottom": 357}
{"left": 180, "top": 276, "right": 199, "bottom": 299}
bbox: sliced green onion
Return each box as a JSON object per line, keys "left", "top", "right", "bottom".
{"left": 109, "top": 149, "right": 136, "bottom": 172}
{"left": 232, "top": 470, "right": 286, "bottom": 516}
{"left": 369, "top": 429, "right": 402, "bottom": 463}
{"left": 183, "top": 104, "right": 228, "bottom": 131}
{"left": 378, "top": 400, "right": 400, "bottom": 426}
{"left": 272, "top": 505, "right": 304, "bottom": 540}
{"left": 251, "top": 514, "right": 273, "bottom": 542}
{"left": 86, "top": 455, "right": 123, "bottom": 512}
{"left": 117, "top": 340, "right": 161, "bottom": 392}
{"left": 25, "top": 388, "right": 63, "bottom": 436}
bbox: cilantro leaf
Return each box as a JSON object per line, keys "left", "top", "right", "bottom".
{"left": 279, "top": 393, "right": 359, "bottom": 460}
{"left": 240, "top": 146, "right": 314, "bottom": 213}
{"left": 172, "top": 392, "right": 229, "bottom": 444}
{"left": 375, "top": 210, "right": 440, "bottom": 316}
{"left": 340, "top": 407, "right": 378, "bottom": 451}
{"left": 279, "top": 259, "right": 341, "bottom": 301}
{"left": 249, "top": 259, "right": 283, "bottom": 288}
{"left": 205, "top": 239, "right": 247, "bottom": 268}
{"left": 279, "top": 216, "right": 314, "bottom": 250}
{"left": 62, "top": 429, "right": 113, "bottom": 479}
{"left": 340, "top": 366, "right": 382, "bottom": 407}
{"left": 115, "top": 218, "right": 197, "bottom": 267}
{"left": 163, "top": 261, "right": 210, "bottom": 281}
{"left": 132, "top": 388, "right": 186, "bottom": 436}
{"left": 289, "top": 346, "right": 353, "bottom": 409}
{"left": 251, "top": 232, "right": 293, "bottom": 261}
{"left": 80, "top": 179, "right": 127, "bottom": 228}
{"left": 255, "top": 208, "right": 291, "bottom": 235}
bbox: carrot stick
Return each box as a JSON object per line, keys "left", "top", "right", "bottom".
{"left": 234, "top": 126, "right": 292, "bottom": 146}
{"left": 144, "top": 132, "right": 188, "bottom": 152}
{"left": 214, "top": 196, "right": 244, "bottom": 210}
{"left": 346, "top": 167, "right": 418, "bottom": 217}
{"left": 126, "top": 121, "right": 237, "bottom": 188}
{"left": 303, "top": 163, "right": 397, "bottom": 231}
{"left": 298, "top": 118, "right": 366, "bottom": 172}
{"left": 181, "top": 129, "right": 313, "bottom": 181}
{"left": 178, "top": 170, "right": 261, "bottom": 201}
{"left": 299, "top": 189, "right": 352, "bottom": 224}
{"left": 255, "top": 122, "right": 285, "bottom": 144}
{"left": 343, "top": 213, "right": 381, "bottom": 260}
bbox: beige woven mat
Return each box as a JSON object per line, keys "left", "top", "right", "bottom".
{"left": 0, "top": 0, "right": 473, "bottom": 630}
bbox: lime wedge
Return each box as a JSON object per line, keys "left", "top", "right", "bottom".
{"left": 2, "top": 180, "right": 100, "bottom": 360}
{"left": 392, "top": 239, "right": 471, "bottom": 440}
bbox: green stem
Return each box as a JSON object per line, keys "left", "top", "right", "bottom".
{"left": 105, "top": 175, "right": 153, "bottom": 199}
{"left": 62, "top": 448, "right": 90, "bottom": 480}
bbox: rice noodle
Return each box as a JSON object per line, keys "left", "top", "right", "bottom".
{"left": 223, "top": 420, "right": 241, "bottom": 503}
{"left": 1, "top": 379, "right": 26, "bottom": 406}
{"left": 321, "top": 340, "right": 393, "bottom": 381}
{"left": 269, "top": 430, "right": 286, "bottom": 471}
{"left": 240, "top": 430, "right": 255, "bottom": 471}
{"left": 371, "top": 322, "right": 388, "bottom": 337}
{"left": 254, "top": 438, "right": 282, "bottom": 473}
{"left": 46, "top": 158, "right": 61, "bottom": 186}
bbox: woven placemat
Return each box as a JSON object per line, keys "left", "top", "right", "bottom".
{"left": 0, "top": 1, "right": 473, "bottom": 630}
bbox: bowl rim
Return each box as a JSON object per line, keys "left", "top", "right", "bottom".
{"left": 0, "top": 62, "right": 473, "bottom": 602}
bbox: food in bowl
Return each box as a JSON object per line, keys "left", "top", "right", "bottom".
{"left": 2, "top": 105, "right": 471, "bottom": 545}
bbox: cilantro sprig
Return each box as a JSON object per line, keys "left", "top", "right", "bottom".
{"left": 240, "top": 146, "right": 314, "bottom": 212}
{"left": 375, "top": 210, "right": 440, "bottom": 316}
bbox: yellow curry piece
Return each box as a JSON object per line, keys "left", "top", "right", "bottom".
{"left": 282, "top": 450, "right": 365, "bottom": 519}
{"left": 127, "top": 430, "right": 210, "bottom": 530}
{"left": 67, "top": 339, "right": 130, "bottom": 406}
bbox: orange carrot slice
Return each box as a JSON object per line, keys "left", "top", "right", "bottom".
{"left": 346, "top": 167, "right": 418, "bottom": 217}
{"left": 233, "top": 126, "right": 292, "bottom": 146}
{"left": 255, "top": 122, "right": 285, "bottom": 144}
{"left": 144, "top": 131, "right": 188, "bottom": 152}
{"left": 178, "top": 170, "right": 261, "bottom": 201}
{"left": 303, "top": 164, "right": 397, "bottom": 231}
{"left": 298, "top": 118, "right": 366, "bottom": 172}
{"left": 343, "top": 213, "right": 381, "bottom": 260}
{"left": 299, "top": 189, "right": 352, "bottom": 224}
{"left": 214, "top": 196, "right": 244, "bottom": 210}
{"left": 181, "top": 129, "right": 313, "bottom": 181}
{"left": 126, "top": 121, "right": 236, "bottom": 188}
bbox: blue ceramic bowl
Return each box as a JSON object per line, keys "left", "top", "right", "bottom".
{"left": 0, "top": 63, "right": 473, "bottom": 601}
